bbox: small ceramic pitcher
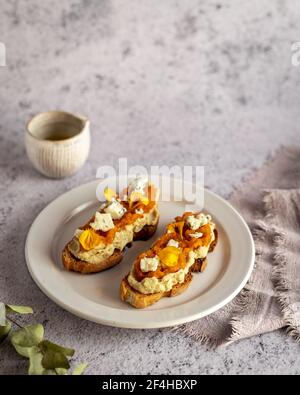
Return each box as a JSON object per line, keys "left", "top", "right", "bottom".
{"left": 25, "top": 111, "right": 90, "bottom": 178}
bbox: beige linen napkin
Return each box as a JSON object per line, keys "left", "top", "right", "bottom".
{"left": 175, "top": 146, "right": 300, "bottom": 345}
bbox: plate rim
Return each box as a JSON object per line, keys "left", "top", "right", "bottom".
{"left": 25, "top": 179, "right": 255, "bottom": 329}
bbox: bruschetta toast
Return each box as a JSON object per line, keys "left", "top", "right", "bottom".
{"left": 120, "top": 211, "right": 217, "bottom": 308}
{"left": 62, "top": 177, "right": 159, "bottom": 274}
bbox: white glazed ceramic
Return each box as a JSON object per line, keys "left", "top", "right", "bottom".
{"left": 25, "top": 177, "right": 255, "bottom": 329}
{"left": 25, "top": 111, "right": 90, "bottom": 178}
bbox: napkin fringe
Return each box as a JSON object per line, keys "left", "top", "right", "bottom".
{"left": 264, "top": 189, "right": 300, "bottom": 343}
{"left": 171, "top": 325, "right": 220, "bottom": 347}
{"left": 273, "top": 250, "right": 300, "bottom": 343}
{"left": 227, "top": 288, "right": 253, "bottom": 343}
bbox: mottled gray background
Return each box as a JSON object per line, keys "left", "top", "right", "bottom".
{"left": 1, "top": 0, "right": 300, "bottom": 374}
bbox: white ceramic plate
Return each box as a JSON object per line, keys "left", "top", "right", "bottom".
{"left": 25, "top": 179, "right": 255, "bottom": 329}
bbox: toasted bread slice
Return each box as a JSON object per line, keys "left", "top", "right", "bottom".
{"left": 121, "top": 212, "right": 218, "bottom": 308}
{"left": 120, "top": 272, "right": 193, "bottom": 309}
{"left": 62, "top": 222, "right": 158, "bottom": 274}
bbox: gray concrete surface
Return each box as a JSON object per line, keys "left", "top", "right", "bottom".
{"left": 0, "top": 0, "right": 300, "bottom": 374}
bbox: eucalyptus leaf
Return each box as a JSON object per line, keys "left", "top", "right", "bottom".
{"left": 28, "top": 348, "right": 57, "bottom": 375}
{"left": 41, "top": 348, "right": 70, "bottom": 370}
{"left": 28, "top": 348, "right": 45, "bottom": 375}
{"left": 72, "top": 363, "right": 88, "bottom": 375}
{"left": 55, "top": 367, "right": 68, "bottom": 375}
{"left": 6, "top": 305, "right": 33, "bottom": 315}
{"left": 0, "top": 321, "right": 11, "bottom": 344}
{"left": 0, "top": 303, "right": 6, "bottom": 326}
{"left": 44, "top": 370, "right": 58, "bottom": 375}
{"left": 39, "top": 340, "right": 75, "bottom": 357}
{"left": 10, "top": 324, "right": 44, "bottom": 357}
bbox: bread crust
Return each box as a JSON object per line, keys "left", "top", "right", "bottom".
{"left": 62, "top": 222, "right": 158, "bottom": 274}
{"left": 209, "top": 229, "right": 218, "bottom": 252}
{"left": 120, "top": 273, "right": 193, "bottom": 309}
{"left": 62, "top": 247, "right": 123, "bottom": 274}
{"left": 133, "top": 224, "right": 158, "bottom": 241}
{"left": 190, "top": 257, "right": 207, "bottom": 273}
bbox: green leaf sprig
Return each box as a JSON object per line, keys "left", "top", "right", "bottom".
{"left": 0, "top": 302, "right": 87, "bottom": 375}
